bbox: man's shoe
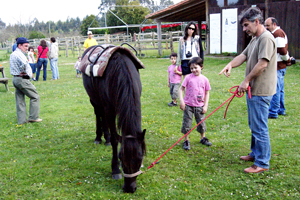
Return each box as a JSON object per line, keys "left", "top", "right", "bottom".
{"left": 244, "top": 165, "right": 269, "bottom": 173}
{"left": 200, "top": 137, "right": 212, "bottom": 146}
{"left": 183, "top": 140, "right": 191, "bottom": 150}
{"left": 278, "top": 113, "right": 287, "bottom": 116}
{"left": 240, "top": 154, "right": 255, "bottom": 162}
{"left": 28, "top": 119, "right": 43, "bottom": 123}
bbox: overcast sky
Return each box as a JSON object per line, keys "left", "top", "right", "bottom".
{"left": 1, "top": 0, "right": 182, "bottom": 25}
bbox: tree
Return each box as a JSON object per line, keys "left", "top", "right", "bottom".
{"left": 106, "top": 0, "right": 151, "bottom": 34}
{"left": 80, "top": 15, "right": 102, "bottom": 35}
{"left": 0, "top": 18, "right": 6, "bottom": 29}
{"left": 28, "top": 31, "right": 45, "bottom": 39}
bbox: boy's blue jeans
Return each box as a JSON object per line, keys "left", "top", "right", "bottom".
{"left": 49, "top": 58, "right": 59, "bottom": 79}
{"left": 269, "top": 68, "right": 286, "bottom": 118}
{"left": 246, "top": 94, "right": 272, "bottom": 169}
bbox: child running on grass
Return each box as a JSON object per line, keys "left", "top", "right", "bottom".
{"left": 167, "top": 52, "right": 182, "bottom": 106}
{"left": 74, "top": 56, "right": 82, "bottom": 78}
{"left": 179, "top": 57, "right": 212, "bottom": 150}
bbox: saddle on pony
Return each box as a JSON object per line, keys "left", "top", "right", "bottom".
{"left": 79, "top": 43, "right": 145, "bottom": 77}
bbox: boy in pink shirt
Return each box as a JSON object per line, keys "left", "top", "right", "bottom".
{"left": 179, "top": 57, "right": 212, "bottom": 150}
{"left": 168, "top": 53, "right": 182, "bottom": 106}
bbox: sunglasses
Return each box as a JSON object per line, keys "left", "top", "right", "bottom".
{"left": 188, "top": 27, "right": 196, "bottom": 31}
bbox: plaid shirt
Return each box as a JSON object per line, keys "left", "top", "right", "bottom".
{"left": 10, "top": 48, "right": 32, "bottom": 77}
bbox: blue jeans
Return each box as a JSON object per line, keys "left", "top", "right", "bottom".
{"left": 269, "top": 68, "right": 286, "bottom": 118}
{"left": 29, "top": 63, "right": 36, "bottom": 74}
{"left": 247, "top": 94, "right": 272, "bottom": 169}
{"left": 49, "top": 58, "right": 59, "bottom": 79}
{"left": 36, "top": 58, "right": 48, "bottom": 81}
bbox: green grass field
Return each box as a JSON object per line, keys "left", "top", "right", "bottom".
{"left": 0, "top": 55, "right": 299, "bottom": 199}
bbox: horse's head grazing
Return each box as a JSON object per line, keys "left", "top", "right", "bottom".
{"left": 119, "top": 129, "right": 146, "bottom": 193}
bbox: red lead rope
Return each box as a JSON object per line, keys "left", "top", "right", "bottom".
{"left": 147, "top": 85, "right": 251, "bottom": 170}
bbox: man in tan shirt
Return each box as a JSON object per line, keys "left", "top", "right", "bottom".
{"left": 219, "top": 7, "right": 277, "bottom": 174}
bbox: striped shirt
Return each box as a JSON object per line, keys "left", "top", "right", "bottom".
{"left": 10, "top": 48, "right": 32, "bottom": 77}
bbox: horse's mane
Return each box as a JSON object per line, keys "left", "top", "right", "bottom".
{"left": 111, "top": 51, "right": 146, "bottom": 155}
{"left": 110, "top": 52, "right": 146, "bottom": 157}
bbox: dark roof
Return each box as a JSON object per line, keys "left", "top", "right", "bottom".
{"left": 145, "top": 0, "right": 206, "bottom": 22}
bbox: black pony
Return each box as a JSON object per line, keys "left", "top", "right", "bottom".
{"left": 80, "top": 44, "right": 146, "bottom": 193}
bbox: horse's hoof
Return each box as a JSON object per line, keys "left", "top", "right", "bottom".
{"left": 94, "top": 140, "right": 102, "bottom": 145}
{"left": 112, "top": 173, "right": 122, "bottom": 180}
{"left": 105, "top": 142, "right": 111, "bottom": 146}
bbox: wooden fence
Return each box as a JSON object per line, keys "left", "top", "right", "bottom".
{"left": 1, "top": 31, "right": 184, "bottom": 57}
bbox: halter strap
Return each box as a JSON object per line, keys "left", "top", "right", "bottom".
{"left": 123, "top": 170, "right": 143, "bottom": 178}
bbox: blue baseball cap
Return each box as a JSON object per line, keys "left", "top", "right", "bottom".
{"left": 17, "top": 37, "right": 29, "bottom": 45}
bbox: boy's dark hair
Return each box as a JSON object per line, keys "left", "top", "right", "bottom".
{"left": 170, "top": 52, "right": 177, "bottom": 58}
{"left": 28, "top": 46, "right": 34, "bottom": 51}
{"left": 188, "top": 57, "right": 203, "bottom": 68}
{"left": 50, "top": 37, "right": 56, "bottom": 43}
{"left": 78, "top": 56, "right": 81, "bottom": 59}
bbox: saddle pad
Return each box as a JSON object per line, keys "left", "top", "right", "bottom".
{"left": 79, "top": 44, "right": 145, "bottom": 77}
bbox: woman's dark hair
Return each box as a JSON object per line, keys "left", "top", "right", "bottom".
{"left": 188, "top": 57, "right": 203, "bottom": 68}
{"left": 50, "top": 37, "right": 56, "bottom": 43}
{"left": 28, "top": 46, "right": 34, "bottom": 51}
{"left": 184, "top": 21, "right": 198, "bottom": 40}
{"left": 40, "top": 40, "right": 47, "bottom": 49}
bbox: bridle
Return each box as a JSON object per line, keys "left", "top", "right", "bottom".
{"left": 121, "top": 134, "right": 144, "bottom": 178}
{"left": 123, "top": 170, "right": 143, "bottom": 178}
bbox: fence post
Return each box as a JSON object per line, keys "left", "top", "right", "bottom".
{"left": 71, "top": 38, "right": 74, "bottom": 57}
{"left": 65, "top": 38, "right": 68, "bottom": 57}
{"left": 78, "top": 37, "right": 82, "bottom": 56}
{"left": 157, "top": 22, "right": 162, "bottom": 56}
{"left": 169, "top": 32, "right": 174, "bottom": 53}
{"left": 151, "top": 32, "right": 155, "bottom": 47}
{"left": 138, "top": 33, "right": 141, "bottom": 56}
{"left": 134, "top": 33, "right": 137, "bottom": 47}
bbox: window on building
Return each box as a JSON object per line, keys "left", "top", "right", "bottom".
{"left": 248, "top": 0, "right": 265, "bottom": 4}
{"left": 271, "top": 0, "right": 290, "bottom": 2}
{"left": 228, "top": 0, "right": 244, "bottom": 6}
{"left": 210, "top": 0, "right": 224, "bottom": 7}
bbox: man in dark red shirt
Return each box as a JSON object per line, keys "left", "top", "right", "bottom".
{"left": 265, "top": 17, "right": 291, "bottom": 118}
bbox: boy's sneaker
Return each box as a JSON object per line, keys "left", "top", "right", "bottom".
{"left": 183, "top": 140, "right": 191, "bottom": 150}
{"left": 168, "top": 101, "right": 177, "bottom": 107}
{"left": 200, "top": 137, "right": 212, "bottom": 146}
